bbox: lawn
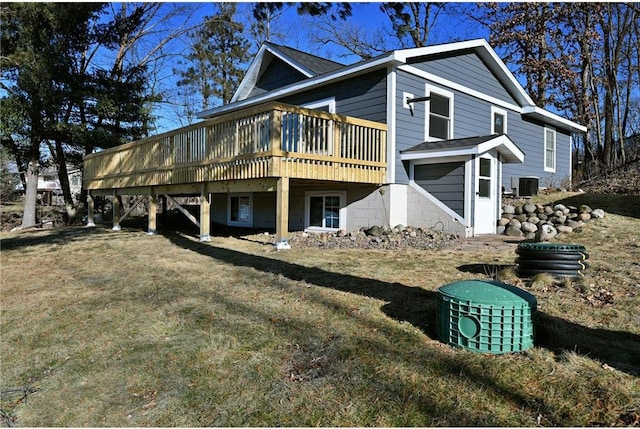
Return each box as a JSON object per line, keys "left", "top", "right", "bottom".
{"left": 1, "top": 192, "right": 639, "bottom": 426}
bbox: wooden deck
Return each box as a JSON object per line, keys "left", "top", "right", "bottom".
{"left": 83, "top": 102, "right": 387, "bottom": 241}
{"left": 83, "top": 102, "right": 387, "bottom": 193}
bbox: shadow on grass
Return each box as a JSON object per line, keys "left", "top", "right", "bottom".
{"left": 166, "top": 230, "right": 640, "bottom": 377}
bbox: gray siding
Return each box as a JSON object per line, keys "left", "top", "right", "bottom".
{"left": 395, "top": 69, "right": 571, "bottom": 190}
{"left": 279, "top": 70, "right": 387, "bottom": 122}
{"left": 414, "top": 162, "right": 465, "bottom": 216}
{"left": 502, "top": 120, "right": 572, "bottom": 190}
{"left": 408, "top": 51, "right": 518, "bottom": 105}
{"left": 249, "top": 58, "right": 307, "bottom": 98}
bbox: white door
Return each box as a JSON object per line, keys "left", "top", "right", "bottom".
{"left": 474, "top": 153, "right": 498, "bottom": 234}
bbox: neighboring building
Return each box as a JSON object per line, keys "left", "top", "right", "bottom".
{"left": 83, "top": 39, "right": 585, "bottom": 238}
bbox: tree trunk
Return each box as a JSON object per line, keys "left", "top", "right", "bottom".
{"left": 53, "top": 139, "right": 78, "bottom": 223}
{"left": 21, "top": 160, "right": 39, "bottom": 228}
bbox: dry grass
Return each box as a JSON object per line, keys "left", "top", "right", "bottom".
{"left": 1, "top": 192, "right": 639, "bottom": 426}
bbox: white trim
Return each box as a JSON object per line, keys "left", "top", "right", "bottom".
{"left": 400, "top": 134, "right": 524, "bottom": 164}
{"left": 544, "top": 126, "right": 557, "bottom": 173}
{"left": 569, "top": 134, "right": 573, "bottom": 185}
{"left": 386, "top": 65, "right": 397, "bottom": 184}
{"left": 491, "top": 106, "right": 508, "bottom": 134}
{"left": 400, "top": 65, "right": 522, "bottom": 113}
{"left": 411, "top": 155, "right": 469, "bottom": 165}
{"left": 522, "top": 106, "right": 587, "bottom": 133}
{"left": 304, "top": 191, "right": 347, "bottom": 232}
{"left": 200, "top": 52, "right": 402, "bottom": 119}
{"left": 227, "top": 193, "right": 253, "bottom": 227}
{"left": 425, "top": 84, "right": 454, "bottom": 141}
{"left": 394, "top": 39, "right": 536, "bottom": 107}
{"left": 387, "top": 184, "right": 407, "bottom": 227}
{"left": 301, "top": 97, "right": 336, "bottom": 113}
{"left": 232, "top": 44, "right": 315, "bottom": 103}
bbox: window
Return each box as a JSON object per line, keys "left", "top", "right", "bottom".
{"left": 544, "top": 127, "right": 556, "bottom": 172}
{"left": 305, "top": 191, "right": 346, "bottom": 231}
{"left": 478, "top": 158, "right": 491, "bottom": 198}
{"left": 425, "top": 86, "right": 453, "bottom": 141}
{"left": 228, "top": 194, "right": 253, "bottom": 227}
{"left": 491, "top": 107, "right": 507, "bottom": 134}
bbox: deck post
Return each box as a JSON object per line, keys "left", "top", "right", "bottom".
{"left": 275, "top": 177, "right": 290, "bottom": 249}
{"left": 112, "top": 194, "right": 122, "bottom": 231}
{"left": 147, "top": 193, "right": 157, "bottom": 235}
{"left": 86, "top": 193, "right": 96, "bottom": 227}
{"left": 200, "top": 188, "right": 211, "bottom": 241}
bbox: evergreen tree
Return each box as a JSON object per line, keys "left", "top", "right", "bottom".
{"left": 177, "top": 3, "right": 250, "bottom": 114}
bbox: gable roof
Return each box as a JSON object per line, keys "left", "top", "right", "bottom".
{"left": 231, "top": 42, "right": 345, "bottom": 103}
{"left": 400, "top": 134, "right": 525, "bottom": 164}
{"left": 201, "top": 39, "right": 586, "bottom": 133}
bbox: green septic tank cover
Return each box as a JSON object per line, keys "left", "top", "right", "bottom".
{"left": 438, "top": 280, "right": 536, "bottom": 305}
{"left": 517, "top": 243, "right": 586, "bottom": 252}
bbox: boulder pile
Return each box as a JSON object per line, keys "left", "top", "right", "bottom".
{"left": 499, "top": 202, "right": 606, "bottom": 241}
{"left": 286, "top": 225, "right": 460, "bottom": 250}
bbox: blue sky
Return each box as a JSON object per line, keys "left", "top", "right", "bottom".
{"left": 152, "top": 2, "right": 492, "bottom": 132}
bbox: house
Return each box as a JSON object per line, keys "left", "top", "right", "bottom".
{"left": 83, "top": 39, "right": 586, "bottom": 240}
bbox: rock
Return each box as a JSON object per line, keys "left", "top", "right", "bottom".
{"left": 556, "top": 225, "right": 574, "bottom": 233}
{"left": 578, "top": 212, "right": 591, "bottom": 222}
{"left": 515, "top": 204, "right": 524, "bottom": 215}
{"left": 498, "top": 217, "right": 510, "bottom": 226}
{"left": 544, "top": 206, "right": 554, "bottom": 214}
{"left": 521, "top": 222, "right": 538, "bottom": 233}
{"left": 366, "top": 225, "right": 384, "bottom": 237}
{"left": 567, "top": 220, "right": 583, "bottom": 230}
{"left": 562, "top": 208, "right": 570, "bottom": 215}
{"left": 524, "top": 232, "right": 536, "bottom": 240}
{"left": 508, "top": 218, "right": 522, "bottom": 230}
{"left": 409, "top": 230, "right": 417, "bottom": 238}
{"left": 505, "top": 225, "right": 524, "bottom": 237}
{"left": 503, "top": 204, "right": 516, "bottom": 214}
{"left": 496, "top": 225, "right": 506, "bottom": 235}
{"left": 393, "top": 224, "right": 405, "bottom": 231}
{"left": 538, "top": 213, "right": 548, "bottom": 221}
{"left": 551, "top": 215, "right": 566, "bottom": 225}
{"left": 579, "top": 205, "right": 592, "bottom": 213}
{"left": 554, "top": 204, "right": 567, "bottom": 211}
{"left": 502, "top": 213, "right": 514, "bottom": 220}
{"left": 527, "top": 216, "right": 540, "bottom": 224}
{"left": 516, "top": 214, "right": 528, "bottom": 222}
{"left": 535, "top": 224, "right": 558, "bottom": 241}
{"left": 523, "top": 202, "right": 537, "bottom": 213}
{"left": 592, "top": 208, "right": 606, "bottom": 218}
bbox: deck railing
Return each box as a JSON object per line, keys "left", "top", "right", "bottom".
{"left": 83, "top": 102, "right": 387, "bottom": 190}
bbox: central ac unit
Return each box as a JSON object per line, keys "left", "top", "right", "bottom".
{"left": 511, "top": 176, "right": 539, "bottom": 197}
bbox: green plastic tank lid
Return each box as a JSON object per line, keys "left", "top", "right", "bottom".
{"left": 438, "top": 280, "right": 536, "bottom": 305}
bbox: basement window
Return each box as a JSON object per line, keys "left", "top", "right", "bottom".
{"left": 304, "top": 191, "right": 346, "bottom": 231}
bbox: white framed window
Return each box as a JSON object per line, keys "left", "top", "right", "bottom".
{"left": 302, "top": 97, "right": 336, "bottom": 113}
{"left": 425, "top": 85, "right": 454, "bottom": 141}
{"left": 544, "top": 127, "right": 556, "bottom": 172}
{"left": 227, "top": 193, "right": 253, "bottom": 227}
{"left": 491, "top": 106, "right": 507, "bottom": 135}
{"left": 304, "top": 191, "right": 346, "bottom": 231}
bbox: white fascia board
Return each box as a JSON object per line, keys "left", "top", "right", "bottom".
{"left": 400, "top": 136, "right": 524, "bottom": 163}
{"left": 231, "top": 44, "right": 315, "bottom": 104}
{"left": 522, "top": 106, "right": 587, "bottom": 133}
{"left": 399, "top": 65, "right": 522, "bottom": 113}
{"left": 477, "top": 135, "right": 525, "bottom": 163}
{"left": 400, "top": 148, "right": 477, "bottom": 161}
{"left": 199, "top": 52, "right": 402, "bottom": 119}
{"left": 231, "top": 44, "right": 269, "bottom": 103}
{"left": 395, "top": 38, "right": 535, "bottom": 107}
